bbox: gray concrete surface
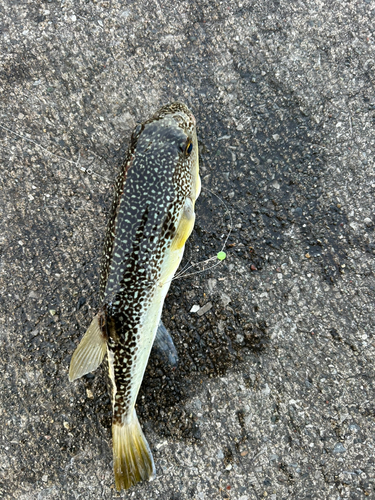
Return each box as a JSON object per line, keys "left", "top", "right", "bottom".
{"left": 1, "top": 1, "right": 374, "bottom": 499}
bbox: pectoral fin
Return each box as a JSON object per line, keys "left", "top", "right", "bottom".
{"left": 69, "top": 314, "right": 107, "bottom": 382}
{"left": 171, "top": 197, "right": 195, "bottom": 251}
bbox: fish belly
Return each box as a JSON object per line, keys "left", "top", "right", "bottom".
{"left": 119, "top": 244, "right": 184, "bottom": 420}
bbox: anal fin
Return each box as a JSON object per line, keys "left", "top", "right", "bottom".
{"left": 152, "top": 320, "right": 178, "bottom": 367}
{"left": 69, "top": 314, "right": 107, "bottom": 382}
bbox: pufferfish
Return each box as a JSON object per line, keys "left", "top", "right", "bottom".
{"left": 69, "top": 102, "right": 200, "bottom": 490}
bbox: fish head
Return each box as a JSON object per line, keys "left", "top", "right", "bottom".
{"left": 144, "top": 102, "right": 200, "bottom": 204}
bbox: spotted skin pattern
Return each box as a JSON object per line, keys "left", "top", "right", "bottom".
{"left": 98, "top": 102, "right": 199, "bottom": 426}
{"left": 68, "top": 103, "right": 199, "bottom": 489}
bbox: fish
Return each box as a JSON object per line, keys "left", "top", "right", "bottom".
{"left": 69, "top": 102, "right": 200, "bottom": 490}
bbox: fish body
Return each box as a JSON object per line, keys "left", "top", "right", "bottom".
{"left": 69, "top": 102, "right": 200, "bottom": 490}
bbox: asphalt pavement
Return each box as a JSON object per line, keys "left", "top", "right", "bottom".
{"left": 0, "top": 1, "right": 374, "bottom": 499}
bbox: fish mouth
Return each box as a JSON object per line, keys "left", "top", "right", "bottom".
{"left": 152, "top": 102, "right": 196, "bottom": 125}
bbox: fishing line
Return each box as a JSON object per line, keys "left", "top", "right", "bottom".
{"left": 0, "top": 123, "right": 111, "bottom": 182}
{"left": 1, "top": 120, "right": 232, "bottom": 280}
{"left": 172, "top": 186, "right": 232, "bottom": 281}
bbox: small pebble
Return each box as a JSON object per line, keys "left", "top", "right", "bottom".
{"left": 250, "top": 264, "right": 257, "bottom": 271}
{"left": 190, "top": 304, "right": 200, "bottom": 313}
{"left": 197, "top": 302, "right": 213, "bottom": 316}
{"left": 349, "top": 424, "right": 360, "bottom": 432}
{"left": 207, "top": 278, "right": 217, "bottom": 292}
{"left": 333, "top": 443, "right": 346, "bottom": 454}
{"left": 363, "top": 217, "right": 372, "bottom": 226}
{"left": 220, "top": 293, "right": 231, "bottom": 306}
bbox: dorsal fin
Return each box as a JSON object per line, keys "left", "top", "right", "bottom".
{"left": 69, "top": 314, "right": 107, "bottom": 382}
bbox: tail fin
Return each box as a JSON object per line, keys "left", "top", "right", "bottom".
{"left": 112, "top": 410, "right": 156, "bottom": 490}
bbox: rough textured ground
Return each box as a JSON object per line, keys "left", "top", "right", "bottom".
{"left": 1, "top": 1, "right": 374, "bottom": 499}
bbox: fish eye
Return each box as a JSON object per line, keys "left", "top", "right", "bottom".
{"left": 185, "top": 140, "right": 193, "bottom": 155}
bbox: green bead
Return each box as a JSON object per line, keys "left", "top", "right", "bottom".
{"left": 217, "top": 251, "right": 226, "bottom": 261}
